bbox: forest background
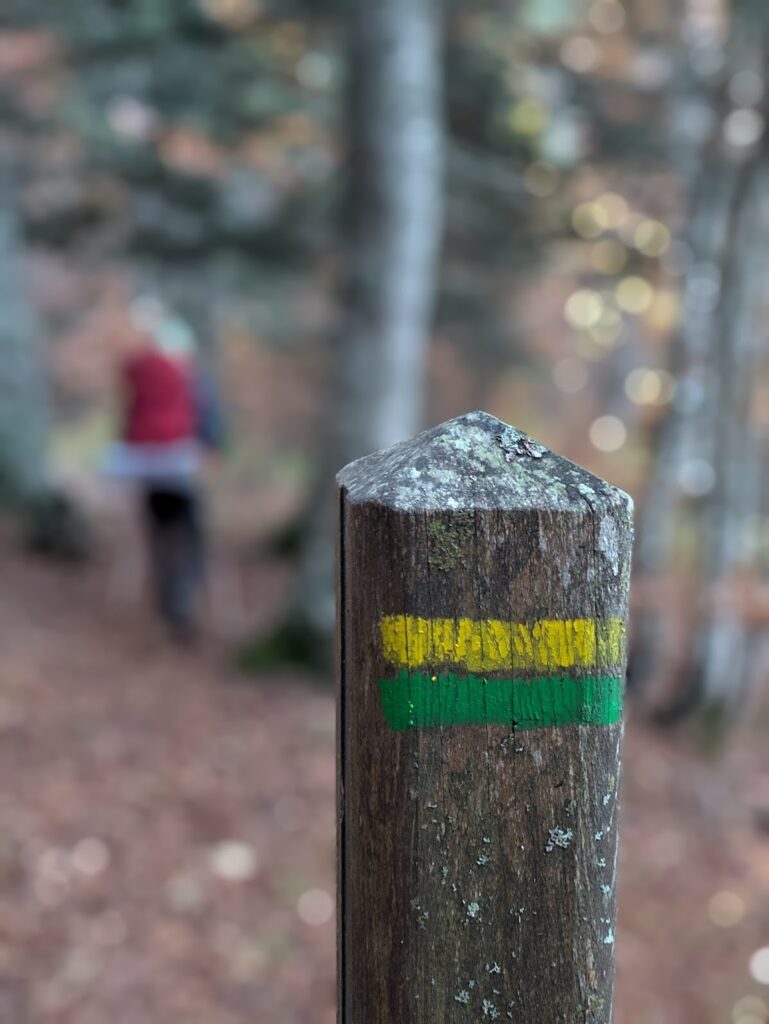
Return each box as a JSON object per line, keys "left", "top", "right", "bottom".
{"left": 0, "top": 0, "right": 767, "bottom": 1022}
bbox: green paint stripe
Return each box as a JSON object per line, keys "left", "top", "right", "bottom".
{"left": 378, "top": 672, "right": 623, "bottom": 731}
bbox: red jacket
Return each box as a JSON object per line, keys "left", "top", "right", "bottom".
{"left": 121, "top": 349, "right": 196, "bottom": 444}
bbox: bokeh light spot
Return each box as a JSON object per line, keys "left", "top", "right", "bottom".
{"left": 616, "top": 276, "right": 654, "bottom": 314}
{"left": 509, "top": 98, "right": 548, "bottom": 136}
{"left": 199, "top": 0, "right": 262, "bottom": 28}
{"left": 678, "top": 458, "right": 715, "bottom": 496}
{"left": 589, "top": 415, "right": 627, "bottom": 452}
{"left": 646, "top": 290, "right": 682, "bottom": 332}
{"left": 297, "top": 888, "right": 334, "bottom": 926}
{"left": 724, "top": 108, "right": 765, "bottom": 148}
{"left": 634, "top": 219, "right": 672, "bottom": 257}
{"left": 750, "top": 948, "right": 769, "bottom": 985}
{"left": 564, "top": 289, "right": 604, "bottom": 328}
{"left": 208, "top": 840, "right": 259, "bottom": 882}
{"left": 732, "top": 995, "right": 768, "bottom": 1022}
{"left": 572, "top": 202, "right": 608, "bottom": 239}
{"left": 107, "top": 96, "right": 157, "bottom": 142}
{"left": 296, "top": 52, "right": 335, "bottom": 91}
{"left": 596, "top": 192, "right": 629, "bottom": 229}
{"left": 707, "top": 890, "right": 745, "bottom": 928}
{"left": 70, "top": 837, "right": 110, "bottom": 877}
{"left": 625, "top": 368, "right": 676, "bottom": 405}
{"left": 560, "top": 36, "right": 600, "bottom": 74}
{"left": 589, "top": 0, "right": 626, "bottom": 34}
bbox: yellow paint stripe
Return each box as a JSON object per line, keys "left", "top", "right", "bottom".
{"left": 379, "top": 615, "right": 625, "bottom": 672}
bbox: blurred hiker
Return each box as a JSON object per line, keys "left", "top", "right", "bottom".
{"left": 106, "top": 297, "right": 225, "bottom": 637}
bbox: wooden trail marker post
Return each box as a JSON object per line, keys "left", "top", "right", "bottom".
{"left": 336, "top": 411, "right": 633, "bottom": 1023}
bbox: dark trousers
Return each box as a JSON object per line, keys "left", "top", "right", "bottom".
{"left": 142, "top": 485, "right": 205, "bottom": 633}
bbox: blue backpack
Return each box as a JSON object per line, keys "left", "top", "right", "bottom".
{"left": 193, "top": 370, "right": 227, "bottom": 451}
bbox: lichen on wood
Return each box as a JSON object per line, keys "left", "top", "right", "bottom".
{"left": 337, "top": 411, "right": 632, "bottom": 1023}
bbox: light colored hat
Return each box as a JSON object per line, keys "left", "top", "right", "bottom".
{"left": 129, "top": 295, "right": 196, "bottom": 359}
{"left": 155, "top": 317, "right": 196, "bottom": 359}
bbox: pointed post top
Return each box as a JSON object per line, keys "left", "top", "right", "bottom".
{"left": 337, "top": 410, "right": 633, "bottom": 515}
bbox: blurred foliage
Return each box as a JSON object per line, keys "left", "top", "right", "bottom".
{"left": 0, "top": 0, "right": 718, "bottom": 503}
{"left": 1, "top": 0, "right": 677, "bottom": 375}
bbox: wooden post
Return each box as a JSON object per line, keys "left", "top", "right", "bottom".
{"left": 337, "top": 411, "right": 633, "bottom": 1023}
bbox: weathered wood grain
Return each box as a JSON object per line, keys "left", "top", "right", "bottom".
{"left": 337, "top": 411, "right": 633, "bottom": 1023}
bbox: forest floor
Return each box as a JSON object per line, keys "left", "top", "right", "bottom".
{"left": 0, "top": 512, "right": 766, "bottom": 1024}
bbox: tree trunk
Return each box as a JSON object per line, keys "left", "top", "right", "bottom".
{"left": 293, "top": 0, "right": 446, "bottom": 643}
{"left": 0, "top": 163, "right": 50, "bottom": 502}
{"left": 632, "top": 0, "right": 769, "bottom": 722}
{"left": 695, "top": 157, "right": 769, "bottom": 716}
{"left": 631, "top": 158, "right": 745, "bottom": 702}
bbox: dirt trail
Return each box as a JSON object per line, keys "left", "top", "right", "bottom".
{"left": 0, "top": 531, "right": 765, "bottom": 1023}
{"left": 0, "top": 534, "right": 336, "bottom": 1024}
